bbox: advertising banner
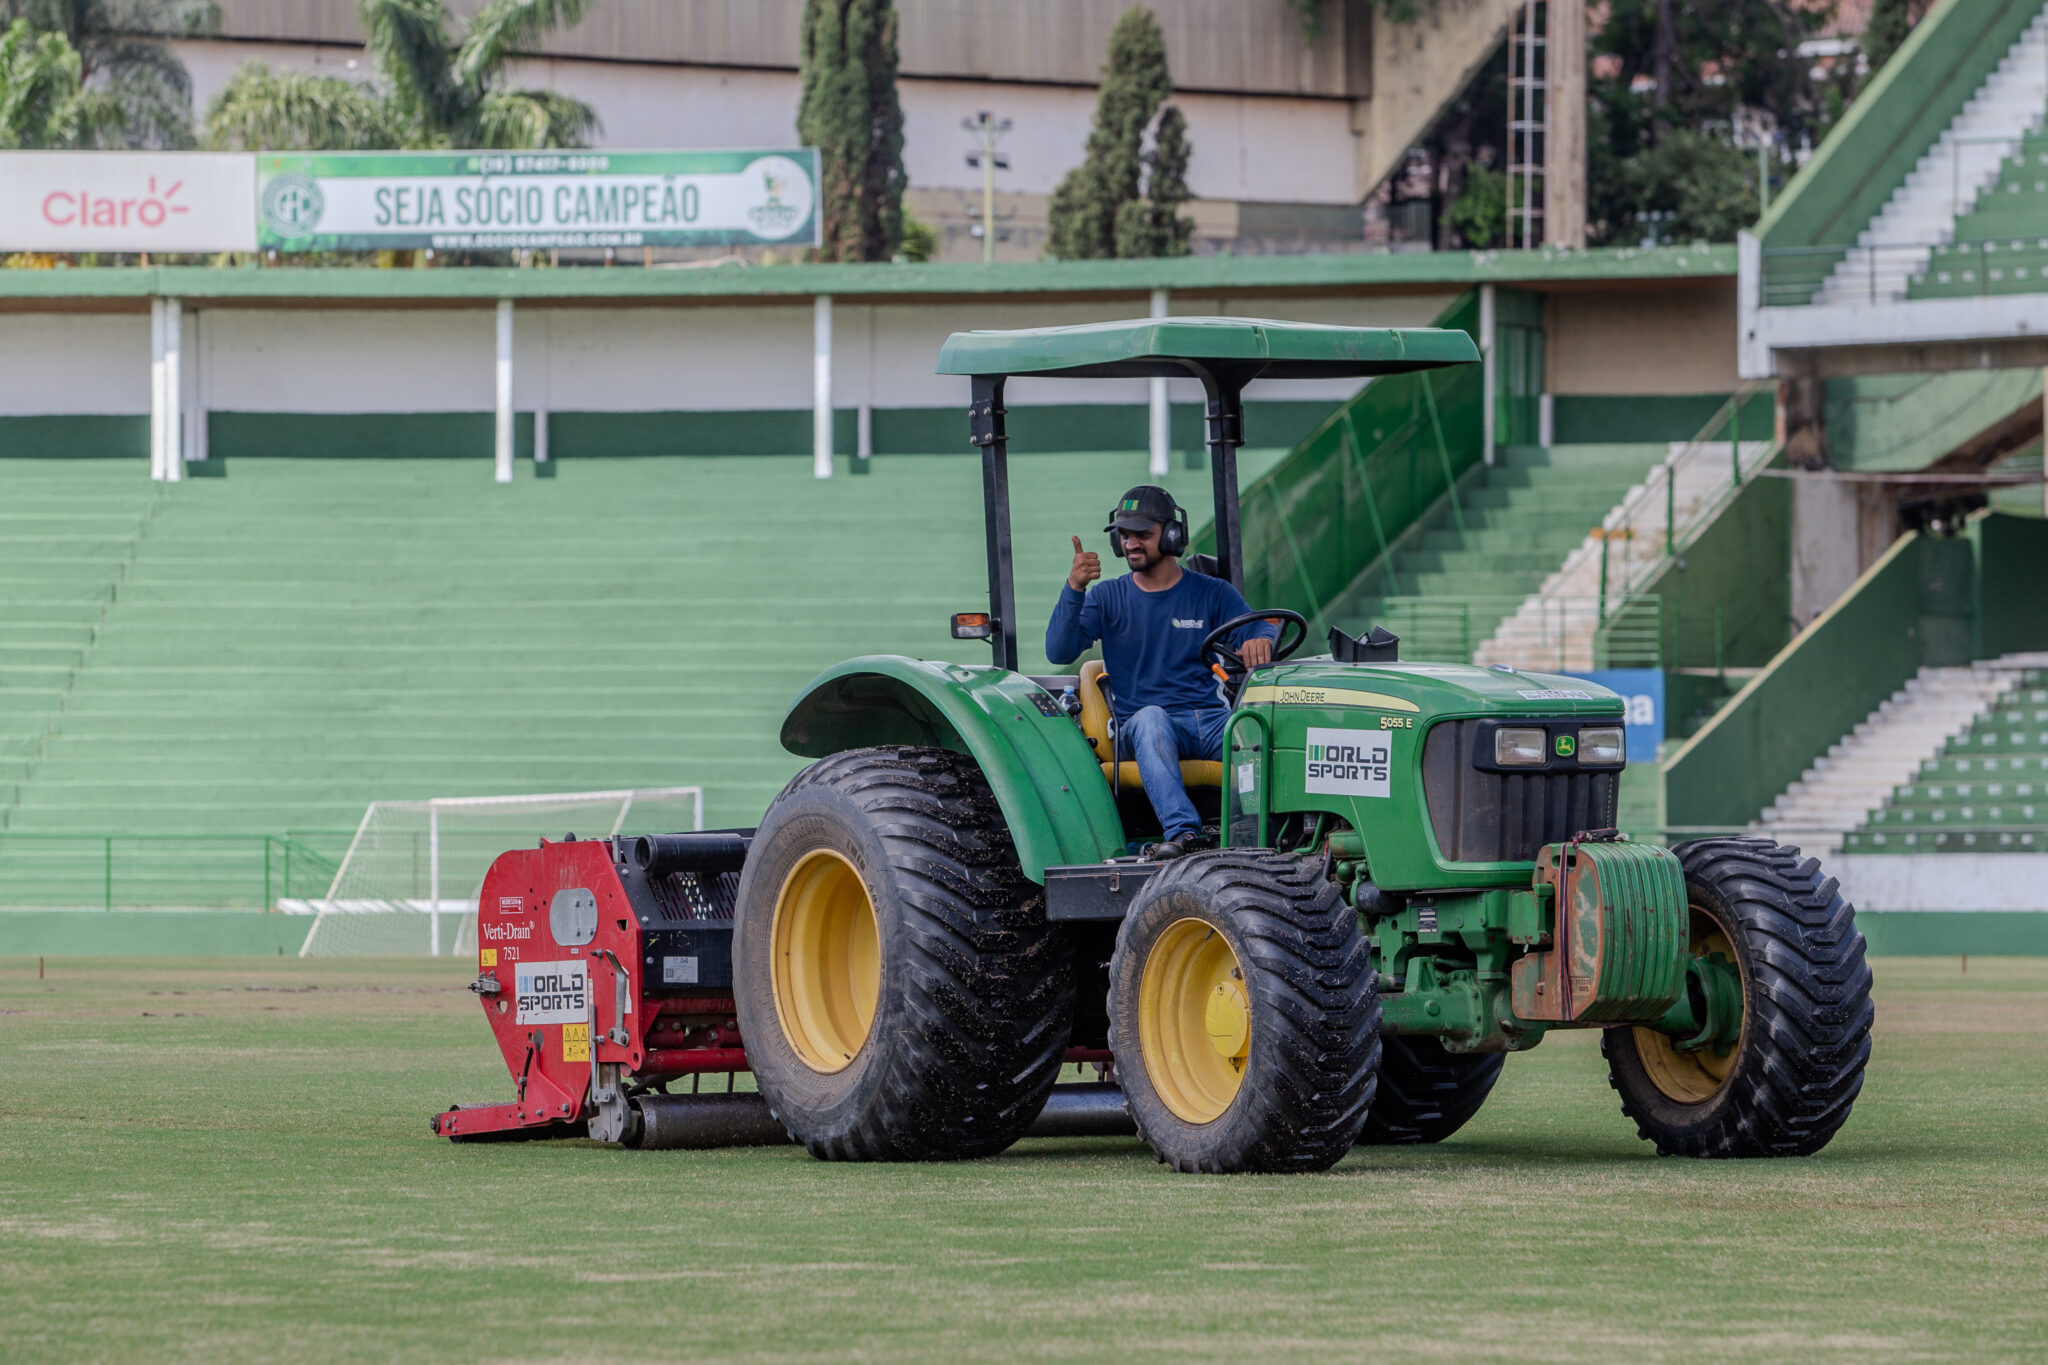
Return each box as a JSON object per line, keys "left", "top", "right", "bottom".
{"left": 255, "top": 149, "right": 821, "bottom": 252}
{"left": 0, "top": 151, "right": 257, "bottom": 252}
{"left": 1565, "top": 668, "right": 1666, "bottom": 764}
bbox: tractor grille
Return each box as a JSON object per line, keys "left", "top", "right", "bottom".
{"left": 1421, "top": 720, "right": 1620, "bottom": 863}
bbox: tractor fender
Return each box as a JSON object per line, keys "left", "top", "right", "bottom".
{"left": 779, "top": 655, "right": 1125, "bottom": 882}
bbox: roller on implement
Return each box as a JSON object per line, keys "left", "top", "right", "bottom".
{"left": 437, "top": 317, "right": 1874, "bottom": 1171}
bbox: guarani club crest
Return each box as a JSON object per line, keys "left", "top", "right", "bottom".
{"left": 262, "top": 172, "right": 324, "bottom": 238}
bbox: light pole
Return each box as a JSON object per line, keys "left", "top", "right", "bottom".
{"left": 963, "top": 111, "right": 1012, "bottom": 264}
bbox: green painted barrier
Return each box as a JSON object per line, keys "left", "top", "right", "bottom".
{"left": 1665, "top": 532, "right": 1925, "bottom": 828}
{"left": 1857, "top": 911, "right": 2048, "bottom": 956}
{"left": 0, "top": 912, "right": 309, "bottom": 957}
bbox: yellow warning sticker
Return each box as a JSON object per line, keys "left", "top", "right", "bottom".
{"left": 479, "top": 948, "right": 497, "bottom": 968}
{"left": 561, "top": 1023, "right": 590, "bottom": 1063}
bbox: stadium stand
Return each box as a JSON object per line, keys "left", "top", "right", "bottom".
{"left": 1758, "top": 661, "right": 2019, "bottom": 856}
{"left": 1323, "top": 442, "right": 1669, "bottom": 663}
{"left": 0, "top": 450, "right": 1275, "bottom": 909}
{"left": 1814, "top": 3, "right": 2048, "bottom": 307}
{"left": 1846, "top": 664, "right": 2048, "bottom": 852}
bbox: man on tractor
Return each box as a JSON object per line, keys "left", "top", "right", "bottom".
{"left": 1046, "top": 484, "right": 1277, "bottom": 860}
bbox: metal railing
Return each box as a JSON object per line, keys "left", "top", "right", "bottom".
{"left": 1761, "top": 130, "right": 2048, "bottom": 305}
{"left": 1457, "top": 390, "right": 1774, "bottom": 673}
{"left": 1372, "top": 595, "right": 1662, "bottom": 670}
{"left": 1762, "top": 238, "right": 2048, "bottom": 306}
{"left": 0, "top": 832, "right": 344, "bottom": 911}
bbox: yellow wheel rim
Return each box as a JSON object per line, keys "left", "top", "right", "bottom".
{"left": 1633, "top": 905, "right": 1745, "bottom": 1105}
{"left": 1138, "top": 917, "right": 1250, "bottom": 1125}
{"left": 769, "top": 849, "right": 881, "bottom": 1074}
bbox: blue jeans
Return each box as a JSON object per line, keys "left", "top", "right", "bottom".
{"left": 1122, "top": 705, "right": 1229, "bottom": 843}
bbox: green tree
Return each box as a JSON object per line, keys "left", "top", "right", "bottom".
{"left": 1, "top": 0, "right": 217, "bottom": 146}
{"left": 1447, "top": 163, "right": 1506, "bottom": 249}
{"left": 205, "top": 0, "right": 598, "bottom": 151}
{"left": 0, "top": 18, "right": 101, "bottom": 146}
{"left": 1049, "top": 6, "right": 1192, "bottom": 260}
{"left": 1583, "top": 0, "right": 1838, "bottom": 244}
{"left": 1862, "top": 0, "right": 1932, "bottom": 76}
{"left": 797, "top": 0, "right": 906, "bottom": 262}
{"left": 1113, "top": 103, "right": 1194, "bottom": 257}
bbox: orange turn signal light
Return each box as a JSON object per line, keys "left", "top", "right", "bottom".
{"left": 951, "top": 612, "right": 994, "bottom": 640}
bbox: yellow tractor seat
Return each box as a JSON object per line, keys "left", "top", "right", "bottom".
{"left": 1075, "top": 660, "right": 1224, "bottom": 790}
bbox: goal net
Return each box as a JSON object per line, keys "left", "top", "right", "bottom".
{"left": 290, "top": 787, "right": 703, "bottom": 957}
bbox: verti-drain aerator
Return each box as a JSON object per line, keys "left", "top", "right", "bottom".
{"left": 436, "top": 317, "right": 1872, "bottom": 1172}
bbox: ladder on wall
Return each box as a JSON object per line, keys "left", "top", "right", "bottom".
{"left": 1507, "top": 0, "right": 1548, "bottom": 250}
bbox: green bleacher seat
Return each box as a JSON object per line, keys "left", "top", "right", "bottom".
{"left": 1844, "top": 670, "right": 2048, "bottom": 852}
{"left": 0, "top": 451, "right": 1273, "bottom": 908}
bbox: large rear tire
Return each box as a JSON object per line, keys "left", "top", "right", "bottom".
{"left": 1603, "top": 837, "right": 1873, "bottom": 1158}
{"left": 1357, "top": 1035, "right": 1504, "bottom": 1145}
{"left": 1108, "top": 851, "right": 1379, "bottom": 1174}
{"left": 733, "top": 746, "right": 1073, "bottom": 1160}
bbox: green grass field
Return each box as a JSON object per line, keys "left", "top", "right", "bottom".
{"left": 3, "top": 955, "right": 2044, "bottom": 1362}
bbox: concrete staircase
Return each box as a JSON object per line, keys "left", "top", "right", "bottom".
{"left": 1814, "top": 5, "right": 2048, "bottom": 306}
{"left": 1474, "top": 436, "right": 1775, "bottom": 672}
{"left": 1754, "top": 662, "right": 2021, "bottom": 856}
{"left": 1325, "top": 443, "right": 1668, "bottom": 663}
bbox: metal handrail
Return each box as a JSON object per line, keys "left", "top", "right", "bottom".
{"left": 1369, "top": 594, "right": 1662, "bottom": 670}
{"left": 0, "top": 831, "right": 346, "bottom": 911}
{"left": 1761, "top": 236, "right": 2048, "bottom": 306}
{"left": 1463, "top": 390, "right": 1773, "bottom": 673}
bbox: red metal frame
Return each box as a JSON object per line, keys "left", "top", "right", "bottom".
{"left": 432, "top": 838, "right": 752, "bottom": 1140}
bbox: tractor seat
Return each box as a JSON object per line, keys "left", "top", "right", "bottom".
{"left": 1075, "top": 660, "right": 1224, "bottom": 791}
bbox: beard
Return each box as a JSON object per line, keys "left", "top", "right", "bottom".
{"left": 1123, "top": 541, "right": 1156, "bottom": 571}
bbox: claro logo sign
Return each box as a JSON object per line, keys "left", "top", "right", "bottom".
{"left": 1, "top": 152, "right": 257, "bottom": 252}
{"left": 42, "top": 174, "right": 191, "bottom": 231}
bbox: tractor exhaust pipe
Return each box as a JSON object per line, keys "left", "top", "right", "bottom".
{"left": 630, "top": 831, "right": 751, "bottom": 878}
{"left": 620, "top": 1083, "right": 1134, "bottom": 1150}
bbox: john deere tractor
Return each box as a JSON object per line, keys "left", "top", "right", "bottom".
{"left": 441, "top": 318, "right": 1872, "bottom": 1175}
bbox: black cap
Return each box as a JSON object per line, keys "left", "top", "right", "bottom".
{"left": 1105, "top": 484, "right": 1180, "bottom": 533}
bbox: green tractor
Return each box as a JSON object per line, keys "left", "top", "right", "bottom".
{"left": 453, "top": 317, "right": 1872, "bottom": 1173}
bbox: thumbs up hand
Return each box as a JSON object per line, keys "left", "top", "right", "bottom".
{"left": 1067, "top": 535, "right": 1102, "bottom": 592}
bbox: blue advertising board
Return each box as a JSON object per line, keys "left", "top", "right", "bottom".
{"left": 1565, "top": 668, "right": 1665, "bottom": 763}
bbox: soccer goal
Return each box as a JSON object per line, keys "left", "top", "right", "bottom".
{"left": 291, "top": 787, "right": 704, "bottom": 957}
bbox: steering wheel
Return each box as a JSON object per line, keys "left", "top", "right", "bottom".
{"left": 1200, "top": 609, "right": 1308, "bottom": 694}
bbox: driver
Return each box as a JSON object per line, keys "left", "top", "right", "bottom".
{"left": 1046, "top": 484, "right": 1278, "bottom": 860}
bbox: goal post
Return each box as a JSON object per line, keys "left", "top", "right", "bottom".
{"left": 292, "top": 787, "right": 704, "bottom": 957}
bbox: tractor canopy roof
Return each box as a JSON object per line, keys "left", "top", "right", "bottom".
{"left": 935, "top": 315, "right": 1478, "bottom": 386}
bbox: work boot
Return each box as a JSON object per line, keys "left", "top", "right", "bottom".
{"left": 1142, "top": 837, "right": 1192, "bottom": 861}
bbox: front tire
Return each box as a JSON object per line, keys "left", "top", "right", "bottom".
{"left": 1603, "top": 837, "right": 1873, "bottom": 1158}
{"left": 1108, "top": 851, "right": 1379, "bottom": 1174}
{"left": 733, "top": 746, "right": 1073, "bottom": 1160}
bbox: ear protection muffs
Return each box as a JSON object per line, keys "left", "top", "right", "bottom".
{"left": 1109, "top": 505, "right": 1190, "bottom": 558}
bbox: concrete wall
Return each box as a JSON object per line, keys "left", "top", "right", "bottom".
{"left": 0, "top": 291, "right": 1461, "bottom": 423}
{"left": 202, "top": 0, "right": 1377, "bottom": 99}
{"left": 1545, "top": 283, "right": 1742, "bottom": 396}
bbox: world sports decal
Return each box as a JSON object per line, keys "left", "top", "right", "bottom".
{"left": 514, "top": 960, "right": 589, "bottom": 1025}
{"left": 1304, "top": 728, "right": 1392, "bottom": 798}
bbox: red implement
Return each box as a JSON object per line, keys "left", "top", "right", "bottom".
{"left": 432, "top": 831, "right": 753, "bottom": 1144}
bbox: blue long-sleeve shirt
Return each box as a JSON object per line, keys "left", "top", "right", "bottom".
{"left": 1046, "top": 571, "right": 1278, "bottom": 720}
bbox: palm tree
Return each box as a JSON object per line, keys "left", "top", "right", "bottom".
{"left": 0, "top": 0, "right": 218, "bottom": 147}
{"left": 207, "top": 0, "right": 599, "bottom": 152}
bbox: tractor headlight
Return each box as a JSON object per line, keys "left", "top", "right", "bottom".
{"left": 1579, "top": 727, "right": 1625, "bottom": 766}
{"left": 1494, "top": 727, "right": 1548, "bottom": 767}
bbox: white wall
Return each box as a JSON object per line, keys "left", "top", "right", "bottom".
{"left": 0, "top": 314, "right": 150, "bottom": 414}
{"left": 0, "top": 290, "right": 1465, "bottom": 420}
{"left": 169, "top": 39, "right": 1368, "bottom": 206}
